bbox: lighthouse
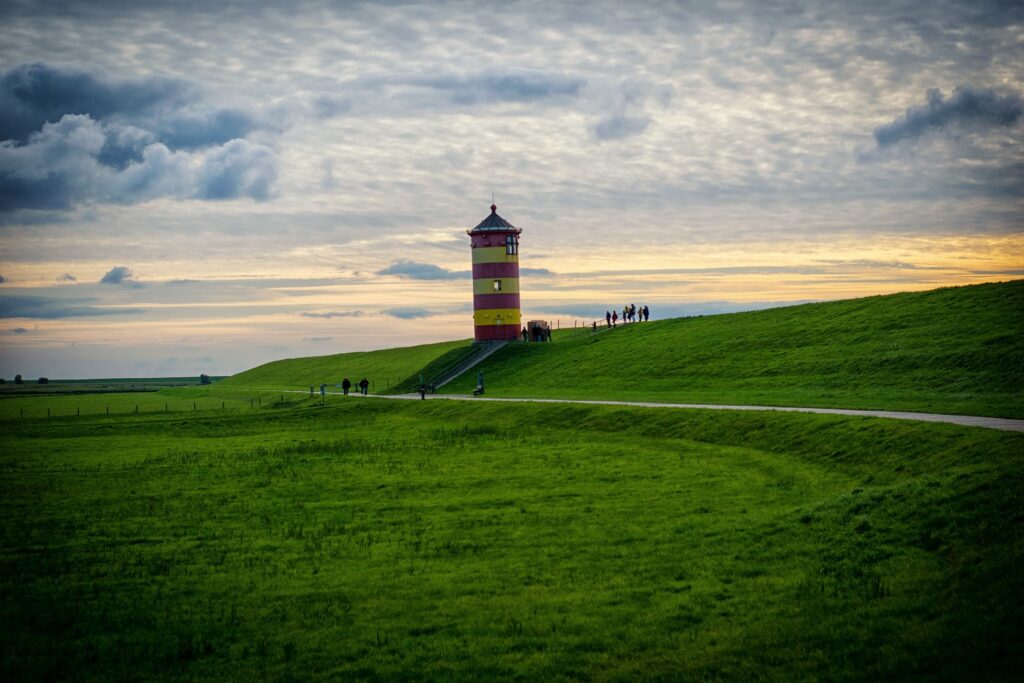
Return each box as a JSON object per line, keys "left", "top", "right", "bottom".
{"left": 468, "top": 203, "right": 522, "bottom": 341}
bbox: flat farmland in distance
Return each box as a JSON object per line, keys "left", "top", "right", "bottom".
{"left": 0, "top": 377, "right": 223, "bottom": 396}
{"left": 2, "top": 399, "right": 1021, "bottom": 681}
{"left": 0, "top": 389, "right": 317, "bottom": 420}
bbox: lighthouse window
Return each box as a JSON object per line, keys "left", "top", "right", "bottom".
{"left": 505, "top": 234, "right": 518, "bottom": 255}
{"left": 493, "top": 280, "right": 502, "bottom": 291}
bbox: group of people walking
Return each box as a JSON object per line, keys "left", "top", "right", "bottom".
{"left": 606, "top": 304, "right": 649, "bottom": 327}
{"left": 522, "top": 323, "right": 552, "bottom": 342}
{"left": 341, "top": 377, "right": 370, "bottom": 395}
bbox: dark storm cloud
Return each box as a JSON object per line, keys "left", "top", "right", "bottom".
{"left": 0, "top": 114, "right": 280, "bottom": 211}
{"left": 376, "top": 260, "right": 470, "bottom": 280}
{"left": 158, "top": 109, "right": 257, "bottom": 150}
{"left": 313, "top": 69, "right": 586, "bottom": 118}
{"left": 874, "top": 87, "right": 1023, "bottom": 147}
{"left": 311, "top": 67, "right": 667, "bottom": 140}
{"left": 592, "top": 113, "right": 650, "bottom": 140}
{"left": 300, "top": 310, "right": 366, "bottom": 319}
{"left": 0, "top": 63, "right": 280, "bottom": 211}
{"left": 194, "top": 139, "right": 278, "bottom": 200}
{"left": 99, "top": 265, "right": 132, "bottom": 284}
{"left": 0, "top": 63, "right": 261, "bottom": 152}
{"left": 311, "top": 95, "right": 352, "bottom": 119}
{"left": 382, "top": 306, "right": 436, "bottom": 319}
{"left": 0, "top": 62, "right": 188, "bottom": 143}
{"left": 816, "top": 259, "right": 921, "bottom": 270}
{"left": 407, "top": 70, "right": 585, "bottom": 105}
{"left": 0, "top": 294, "right": 141, "bottom": 319}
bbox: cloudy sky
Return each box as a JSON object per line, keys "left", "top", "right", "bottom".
{"left": 0, "top": 0, "right": 1021, "bottom": 378}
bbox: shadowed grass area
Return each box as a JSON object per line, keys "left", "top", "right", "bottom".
{"left": 442, "top": 280, "right": 1024, "bottom": 418}
{"left": 1, "top": 399, "right": 1021, "bottom": 680}
{"left": 220, "top": 338, "right": 471, "bottom": 392}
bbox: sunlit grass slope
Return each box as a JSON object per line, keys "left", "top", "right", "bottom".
{"left": 2, "top": 400, "right": 1022, "bottom": 680}
{"left": 445, "top": 280, "right": 1024, "bottom": 417}
{"left": 221, "top": 338, "right": 471, "bottom": 392}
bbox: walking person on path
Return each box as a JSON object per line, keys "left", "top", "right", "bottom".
{"left": 612, "top": 310, "right": 618, "bottom": 327}
{"left": 630, "top": 304, "right": 636, "bottom": 322}
{"left": 606, "top": 310, "right": 611, "bottom": 327}
{"left": 358, "top": 378, "right": 369, "bottom": 395}
{"left": 521, "top": 327, "right": 528, "bottom": 342}
{"left": 643, "top": 305, "right": 649, "bottom": 321}
{"left": 342, "top": 377, "right": 351, "bottom": 396}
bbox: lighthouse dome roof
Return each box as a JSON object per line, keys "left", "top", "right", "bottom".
{"left": 470, "top": 204, "right": 519, "bottom": 232}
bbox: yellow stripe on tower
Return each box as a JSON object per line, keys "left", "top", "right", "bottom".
{"left": 473, "top": 308, "right": 522, "bottom": 326}
{"left": 472, "top": 247, "right": 519, "bottom": 264}
{"left": 472, "top": 278, "right": 520, "bottom": 294}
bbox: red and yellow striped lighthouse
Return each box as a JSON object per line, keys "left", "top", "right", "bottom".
{"left": 468, "top": 204, "right": 522, "bottom": 341}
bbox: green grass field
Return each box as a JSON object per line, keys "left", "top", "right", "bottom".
{"left": 441, "top": 280, "right": 1024, "bottom": 418}
{"left": 2, "top": 396, "right": 1022, "bottom": 681}
{"left": 3, "top": 281, "right": 1022, "bottom": 680}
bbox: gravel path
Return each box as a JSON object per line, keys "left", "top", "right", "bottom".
{"left": 259, "top": 388, "right": 1024, "bottom": 432}
{"left": 370, "top": 393, "right": 1024, "bottom": 433}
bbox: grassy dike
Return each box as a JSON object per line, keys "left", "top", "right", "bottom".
{"left": 441, "top": 280, "right": 1024, "bottom": 418}
{"left": 221, "top": 281, "right": 1024, "bottom": 418}
{"left": 2, "top": 398, "right": 1021, "bottom": 680}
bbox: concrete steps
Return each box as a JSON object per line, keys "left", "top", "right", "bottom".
{"left": 430, "top": 341, "right": 509, "bottom": 389}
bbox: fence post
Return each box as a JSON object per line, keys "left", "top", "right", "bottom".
{"left": 135, "top": 405, "right": 139, "bottom": 415}
{"left": 47, "top": 407, "right": 50, "bottom": 418}
{"left": 77, "top": 405, "right": 80, "bottom": 416}
{"left": 193, "top": 401, "right": 196, "bottom": 411}
{"left": 106, "top": 406, "right": 109, "bottom": 415}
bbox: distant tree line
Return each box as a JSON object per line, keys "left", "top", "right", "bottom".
{"left": 5, "top": 375, "right": 49, "bottom": 384}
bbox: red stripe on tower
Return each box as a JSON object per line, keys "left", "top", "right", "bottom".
{"left": 473, "top": 293, "right": 521, "bottom": 310}
{"left": 472, "top": 262, "right": 520, "bottom": 279}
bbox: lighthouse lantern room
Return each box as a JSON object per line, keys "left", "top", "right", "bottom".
{"left": 468, "top": 204, "right": 522, "bottom": 341}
